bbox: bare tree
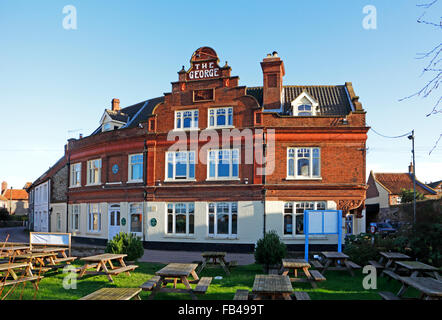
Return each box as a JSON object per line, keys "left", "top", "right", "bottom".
{"left": 400, "top": 0, "right": 441, "bottom": 154}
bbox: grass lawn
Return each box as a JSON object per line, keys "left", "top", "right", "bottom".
{"left": 0, "top": 261, "right": 422, "bottom": 300}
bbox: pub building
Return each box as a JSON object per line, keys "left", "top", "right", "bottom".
{"left": 28, "top": 47, "right": 369, "bottom": 251}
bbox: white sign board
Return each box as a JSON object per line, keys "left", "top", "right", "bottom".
{"left": 307, "top": 210, "right": 339, "bottom": 234}
{"left": 30, "top": 233, "right": 70, "bottom": 246}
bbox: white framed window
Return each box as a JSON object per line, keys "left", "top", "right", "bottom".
{"left": 208, "top": 107, "right": 233, "bottom": 128}
{"left": 295, "top": 104, "right": 313, "bottom": 116}
{"left": 87, "top": 159, "right": 102, "bottom": 185}
{"left": 70, "top": 163, "right": 82, "bottom": 187}
{"left": 88, "top": 203, "right": 101, "bottom": 232}
{"left": 283, "top": 201, "right": 326, "bottom": 236}
{"left": 129, "top": 203, "right": 143, "bottom": 236}
{"left": 128, "top": 154, "right": 143, "bottom": 182}
{"left": 167, "top": 203, "right": 195, "bottom": 235}
{"left": 208, "top": 202, "right": 238, "bottom": 237}
{"left": 102, "top": 122, "right": 112, "bottom": 132}
{"left": 175, "top": 110, "right": 198, "bottom": 129}
{"left": 207, "top": 149, "right": 239, "bottom": 180}
{"left": 166, "top": 151, "right": 195, "bottom": 180}
{"left": 287, "top": 147, "right": 320, "bottom": 179}
{"left": 71, "top": 204, "right": 80, "bottom": 231}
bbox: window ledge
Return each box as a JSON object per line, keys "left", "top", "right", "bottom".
{"left": 85, "top": 232, "right": 102, "bottom": 236}
{"left": 172, "top": 128, "right": 200, "bottom": 132}
{"left": 164, "top": 235, "right": 196, "bottom": 239}
{"left": 206, "top": 236, "right": 239, "bottom": 240}
{"left": 205, "top": 178, "right": 240, "bottom": 182}
{"left": 127, "top": 180, "right": 143, "bottom": 184}
{"left": 285, "top": 177, "right": 322, "bottom": 181}
{"left": 283, "top": 235, "right": 328, "bottom": 240}
{"left": 207, "top": 125, "right": 235, "bottom": 130}
{"left": 69, "top": 185, "right": 82, "bottom": 189}
{"left": 106, "top": 182, "right": 122, "bottom": 185}
{"left": 85, "top": 183, "right": 102, "bottom": 187}
{"left": 164, "top": 179, "right": 196, "bottom": 183}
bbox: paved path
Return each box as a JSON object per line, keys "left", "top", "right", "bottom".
{"left": 1, "top": 227, "right": 255, "bottom": 265}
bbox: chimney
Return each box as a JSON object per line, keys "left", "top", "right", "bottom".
{"left": 1, "top": 181, "right": 7, "bottom": 195}
{"left": 260, "top": 51, "right": 285, "bottom": 110}
{"left": 408, "top": 162, "right": 414, "bottom": 175}
{"left": 111, "top": 98, "right": 120, "bottom": 112}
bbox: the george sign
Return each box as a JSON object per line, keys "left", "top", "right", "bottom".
{"left": 188, "top": 61, "right": 220, "bottom": 80}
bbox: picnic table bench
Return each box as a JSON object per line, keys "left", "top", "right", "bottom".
{"left": 0, "top": 246, "right": 30, "bottom": 257}
{"left": 0, "top": 262, "right": 43, "bottom": 290}
{"left": 281, "top": 259, "right": 325, "bottom": 288}
{"left": 233, "top": 289, "right": 250, "bottom": 300}
{"left": 141, "top": 263, "right": 211, "bottom": 300}
{"left": 320, "top": 251, "right": 361, "bottom": 277}
{"left": 252, "top": 274, "right": 293, "bottom": 300}
{"left": 78, "top": 253, "right": 138, "bottom": 283}
{"left": 12, "top": 252, "right": 66, "bottom": 272}
{"left": 79, "top": 288, "right": 142, "bottom": 300}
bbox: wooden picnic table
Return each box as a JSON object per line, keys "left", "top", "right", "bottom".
{"left": 379, "top": 252, "right": 411, "bottom": 269}
{"left": 12, "top": 252, "right": 62, "bottom": 271}
{"left": 0, "top": 261, "right": 43, "bottom": 290}
{"left": 78, "top": 253, "right": 138, "bottom": 283}
{"left": 0, "top": 246, "right": 30, "bottom": 258}
{"left": 320, "top": 251, "right": 360, "bottom": 277}
{"left": 393, "top": 261, "right": 441, "bottom": 279}
{"left": 145, "top": 263, "right": 213, "bottom": 300}
{"left": 198, "top": 252, "right": 230, "bottom": 275}
{"left": 252, "top": 274, "right": 293, "bottom": 300}
{"left": 281, "top": 259, "right": 315, "bottom": 287}
{"left": 79, "top": 287, "right": 142, "bottom": 300}
{"left": 397, "top": 277, "right": 442, "bottom": 300}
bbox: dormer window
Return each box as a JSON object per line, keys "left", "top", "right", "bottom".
{"left": 296, "top": 104, "right": 313, "bottom": 116}
{"left": 291, "top": 91, "right": 319, "bottom": 116}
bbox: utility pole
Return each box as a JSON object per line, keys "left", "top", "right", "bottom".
{"left": 408, "top": 130, "right": 416, "bottom": 224}
{"left": 9, "top": 186, "right": 13, "bottom": 215}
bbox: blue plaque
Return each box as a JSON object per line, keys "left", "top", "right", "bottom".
{"left": 112, "top": 164, "right": 119, "bottom": 174}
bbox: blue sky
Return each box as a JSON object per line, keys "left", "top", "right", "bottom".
{"left": 0, "top": 0, "right": 441, "bottom": 189}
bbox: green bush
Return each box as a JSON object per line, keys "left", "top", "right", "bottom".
{"left": 105, "top": 232, "right": 144, "bottom": 262}
{"left": 254, "top": 230, "right": 287, "bottom": 268}
{"left": 343, "top": 233, "right": 379, "bottom": 266}
{"left": 0, "top": 208, "right": 10, "bottom": 221}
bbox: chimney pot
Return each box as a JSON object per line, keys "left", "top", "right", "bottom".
{"left": 408, "top": 162, "right": 414, "bottom": 174}
{"left": 111, "top": 98, "right": 120, "bottom": 112}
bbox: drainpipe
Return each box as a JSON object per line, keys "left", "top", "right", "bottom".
{"left": 262, "top": 131, "right": 267, "bottom": 237}
{"left": 143, "top": 139, "right": 147, "bottom": 242}
{"left": 66, "top": 144, "right": 70, "bottom": 233}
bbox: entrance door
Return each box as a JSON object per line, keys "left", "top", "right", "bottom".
{"left": 108, "top": 204, "right": 121, "bottom": 240}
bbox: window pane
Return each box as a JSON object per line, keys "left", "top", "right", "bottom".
{"left": 176, "top": 214, "right": 186, "bottom": 234}
{"left": 313, "top": 158, "right": 320, "bottom": 177}
{"left": 217, "top": 214, "right": 229, "bottom": 234}
{"left": 189, "top": 214, "right": 194, "bottom": 234}
{"left": 183, "top": 117, "right": 192, "bottom": 128}
{"left": 296, "top": 214, "right": 304, "bottom": 234}
{"left": 284, "top": 215, "right": 293, "bottom": 235}
{"left": 288, "top": 158, "right": 294, "bottom": 176}
{"left": 208, "top": 214, "right": 214, "bottom": 234}
{"left": 298, "top": 158, "right": 310, "bottom": 176}
{"left": 232, "top": 214, "right": 237, "bottom": 235}
{"left": 167, "top": 214, "right": 173, "bottom": 233}
{"left": 131, "top": 214, "right": 142, "bottom": 233}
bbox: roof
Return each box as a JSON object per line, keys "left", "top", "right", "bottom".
{"left": 428, "top": 180, "right": 442, "bottom": 189}
{"left": 373, "top": 173, "right": 437, "bottom": 196}
{"left": 246, "top": 85, "right": 353, "bottom": 115}
{"left": 92, "top": 97, "right": 164, "bottom": 135}
{"left": 2, "top": 189, "right": 28, "bottom": 200}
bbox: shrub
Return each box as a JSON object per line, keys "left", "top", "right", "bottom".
{"left": 399, "top": 188, "right": 425, "bottom": 203}
{"left": 105, "top": 232, "right": 144, "bottom": 262}
{"left": 254, "top": 230, "right": 287, "bottom": 269}
{"left": 343, "top": 233, "right": 379, "bottom": 266}
{"left": 0, "top": 208, "right": 10, "bottom": 221}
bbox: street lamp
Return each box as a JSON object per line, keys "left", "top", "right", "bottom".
{"left": 408, "top": 130, "right": 416, "bottom": 224}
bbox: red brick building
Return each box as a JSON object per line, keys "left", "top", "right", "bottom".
{"left": 31, "top": 47, "right": 369, "bottom": 251}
